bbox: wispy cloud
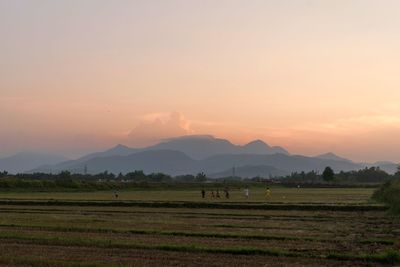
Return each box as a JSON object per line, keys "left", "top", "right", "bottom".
{"left": 126, "top": 112, "right": 194, "bottom": 146}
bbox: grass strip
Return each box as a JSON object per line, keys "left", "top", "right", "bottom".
{"left": 0, "top": 208, "right": 339, "bottom": 223}
{"left": 0, "top": 223, "right": 395, "bottom": 246}
{"left": 327, "top": 250, "right": 400, "bottom": 265}
{"left": 0, "top": 223, "right": 317, "bottom": 242}
{"left": 0, "top": 255, "right": 116, "bottom": 267}
{"left": 0, "top": 231, "right": 398, "bottom": 264}
{"left": 359, "top": 239, "right": 395, "bottom": 245}
{"left": 0, "top": 231, "right": 302, "bottom": 257}
{"left": 0, "top": 199, "right": 387, "bottom": 211}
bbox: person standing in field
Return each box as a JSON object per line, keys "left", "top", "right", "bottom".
{"left": 114, "top": 190, "right": 119, "bottom": 199}
{"left": 201, "top": 189, "right": 206, "bottom": 199}
{"left": 244, "top": 187, "right": 250, "bottom": 200}
{"left": 224, "top": 187, "right": 230, "bottom": 199}
{"left": 216, "top": 189, "right": 221, "bottom": 198}
{"left": 265, "top": 187, "right": 271, "bottom": 200}
{"left": 211, "top": 190, "right": 215, "bottom": 198}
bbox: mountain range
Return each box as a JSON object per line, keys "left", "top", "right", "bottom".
{"left": 0, "top": 152, "right": 69, "bottom": 174}
{"left": 1, "top": 135, "right": 397, "bottom": 177}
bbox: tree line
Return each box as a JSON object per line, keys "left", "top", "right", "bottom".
{"left": 0, "top": 170, "right": 210, "bottom": 190}
{"left": 0, "top": 165, "right": 398, "bottom": 190}
{"left": 282, "top": 166, "right": 399, "bottom": 184}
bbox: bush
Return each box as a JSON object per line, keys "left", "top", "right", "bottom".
{"left": 372, "top": 179, "right": 400, "bottom": 214}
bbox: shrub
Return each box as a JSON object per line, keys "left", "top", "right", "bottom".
{"left": 372, "top": 179, "right": 400, "bottom": 214}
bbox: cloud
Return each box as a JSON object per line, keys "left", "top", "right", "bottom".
{"left": 127, "top": 112, "right": 194, "bottom": 146}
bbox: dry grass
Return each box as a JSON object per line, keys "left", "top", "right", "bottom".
{"left": 0, "top": 189, "right": 397, "bottom": 266}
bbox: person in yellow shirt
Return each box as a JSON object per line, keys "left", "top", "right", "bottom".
{"left": 265, "top": 187, "right": 271, "bottom": 200}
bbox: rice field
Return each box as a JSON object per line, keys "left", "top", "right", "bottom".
{"left": 0, "top": 187, "right": 398, "bottom": 266}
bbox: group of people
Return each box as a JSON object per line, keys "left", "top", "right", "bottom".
{"left": 201, "top": 187, "right": 271, "bottom": 200}
{"left": 244, "top": 187, "right": 271, "bottom": 199}
{"left": 201, "top": 188, "right": 230, "bottom": 199}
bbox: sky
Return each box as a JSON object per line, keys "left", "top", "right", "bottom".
{"left": 1, "top": 0, "right": 400, "bottom": 162}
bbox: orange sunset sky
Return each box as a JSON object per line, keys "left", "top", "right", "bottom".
{"left": 1, "top": 0, "right": 400, "bottom": 162}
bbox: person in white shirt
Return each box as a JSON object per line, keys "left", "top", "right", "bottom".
{"left": 244, "top": 187, "right": 250, "bottom": 199}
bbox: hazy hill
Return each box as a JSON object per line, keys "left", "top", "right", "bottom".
{"left": 315, "top": 152, "right": 353, "bottom": 163}
{"left": 34, "top": 144, "right": 139, "bottom": 174}
{"left": 0, "top": 152, "right": 69, "bottom": 174}
{"left": 30, "top": 135, "right": 398, "bottom": 176}
{"left": 242, "top": 140, "right": 288, "bottom": 155}
{"left": 63, "top": 150, "right": 196, "bottom": 175}
{"left": 32, "top": 135, "right": 289, "bottom": 172}
{"left": 79, "top": 144, "right": 139, "bottom": 161}
{"left": 33, "top": 149, "right": 364, "bottom": 177}
{"left": 146, "top": 135, "right": 289, "bottom": 159}
{"left": 145, "top": 135, "right": 237, "bottom": 159}
{"left": 198, "top": 153, "right": 363, "bottom": 175}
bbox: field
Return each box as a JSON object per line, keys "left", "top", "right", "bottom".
{"left": 0, "top": 186, "right": 398, "bottom": 266}
{"left": 0, "top": 187, "right": 375, "bottom": 203}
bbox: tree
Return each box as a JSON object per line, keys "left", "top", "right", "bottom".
{"left": 322, "top": 166, "right": 334, "bottom": 182}
{"left": 372, "top": 179, "right": 400, "bottom": 214}
{"left": 195, "top": 172, "right": 207, "bottom": 182}
{"left": 175, "top": 175, "right": 195, "bottom": 182}
{"left": 148, "top": 172, "right": 172, "bottom": 182}
{"left": 395, "top": 164, "right": 400, "bottom": 177}
{"left": 305, "top": 170, "right": 318, "bottom": 183}
{"left": 125, "top": 170, "right": 146, "bottom": 181}
{"left": 116, "top": 172, "right": 124, "bottom": 180}
{"left": 58, "top": 171, "right": 71, "bottom": 180}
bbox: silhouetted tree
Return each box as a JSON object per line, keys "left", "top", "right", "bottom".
{"left": 125, "top": 170, "right": 146, "bottom": 181}
{"left": 322, "top": 166, "right": 334, "bottom": 182}
{"left": 116, "top": 172, "right": 124, "bottom": 180}
{"left": 58, "top": 171, "right": 71, "bottom": 179}
{"left": 395, "top": 164, "right": 400, "bottom": 178}
{"left": 175, "top": 174, "right": 195, "bottom": 182}
{"left": 195, "top": 172, "right": 207, "bottom": 182}
{"left": 148, "top": 172, "right": 172, "bottom": 182}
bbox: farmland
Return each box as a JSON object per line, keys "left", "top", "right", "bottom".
{"left": 0, "top": 187, "right": 375, "bottom": 203}
{"left": 0, "top": 186, "right": 398, "bottom": 266}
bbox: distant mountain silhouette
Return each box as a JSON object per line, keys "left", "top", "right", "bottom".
{"left": 147, "top": 135, "right": 289, "bottom": 159}
{"left": 0, "top": 152, "right": 68, "bottom": 174}
{"left": 40, "top": 150, "right": 196, "bottom": 175}
{"left": 32, "top": 135, "right": 289, "bottom": 173}
{"left": 197, "top": 153, "right": 363, "bottom": 175}
{"left": 34, "top": 144, "right": 139, "bottom": 174}
{"left": 315, "top": 152, "right": 353, "bottom": 163}
{"left": 29, "top": 135, "right": 398, "bottom": 176}
{"left": 146, "top": 135, "right": 238, "bottom": 159}
{"left": 33, "top": 149, "right": 366, "bottom": 177}
{"left": 79, "top": 144, "right": 139, "bottom": 161}
{"left": 242, "top": 140, "right": 288, "bottom": 155}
